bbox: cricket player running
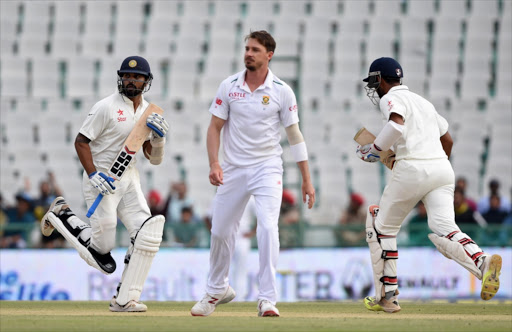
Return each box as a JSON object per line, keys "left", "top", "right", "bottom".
{"left": 41, "top": 56, "right": 169, "bottom": 312}
{"left": 191, "top": 31, "right": 315, "bottom": 317}
{"left": 357, "top": 57, "right": 502, "bottom": 313}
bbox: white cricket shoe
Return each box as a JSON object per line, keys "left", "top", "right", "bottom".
{"left": 480, "top": 254, "right": 502, "bottom": 300}
{"left": 257, "top": 299, "right": 280, "bottom": 317}
{"left": 109, "top": 296, "right": 147, "bottom": 312}
{"left": 41, "top": 196, "right": 68, "bottom": 236}
{"left": 190, "top": 286, "right": 236, "bottom": 316}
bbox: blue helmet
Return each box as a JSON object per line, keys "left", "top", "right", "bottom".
{"left": 363, "top": 57, "right": 403, "bottom": 84}
{"left": 117, "top": 56, "right": 153, "bottom": 79}
{"left": 363, "top": 57, "right": 403, "bottom": 105}
{"left": 117, "top": 56, "right": 153, "bottom": 96}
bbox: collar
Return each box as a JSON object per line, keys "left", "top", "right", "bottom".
{"left": 389, "top": 85, "right": 409, "bottom": 93}
{"left": 236, "top": 69, "right": 274, "bottom": 91}
{"left": 119, "top": 93, "right": 145, "bottom": 109}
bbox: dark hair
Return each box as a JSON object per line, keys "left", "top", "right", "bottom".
{"left": 245, "top": 30, "right": 276, "bottom": 53}
{"left": 181, "top": 206, "right": 193, "bottom": 214}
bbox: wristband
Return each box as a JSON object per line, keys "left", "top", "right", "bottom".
{"left": 290, "top": 142, "right": 308, "bottom": 162}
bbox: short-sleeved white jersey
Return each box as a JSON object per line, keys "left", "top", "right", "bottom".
{"left": 379, "top": 85, "right": 449, "bottom": 161}
{"left": 209, "top": 69, "right": 299, "bottom": 167}
{"left": 79, "top": 92, "right": 150, "bottom": 172}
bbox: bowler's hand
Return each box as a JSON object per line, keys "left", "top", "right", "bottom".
{"left": 209, "top": 162, "right": 223, "bottom": 186}
{"left": 302, "top": 181, "right": 316, "bottom": 209}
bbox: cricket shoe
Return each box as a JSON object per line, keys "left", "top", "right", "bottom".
{"left": 191, "top": 286, "right": 236, "bottom": 316}
{"left": 109, "top": 296, "right": 147, "bottom": 312}
{"left": 365, "top": 290, "right": 400, "bottom": 313}
{"left": 41, "top": 196, "right": 68, "bottom": 236}
{"left": 480, "top": 254, "right": 502, "bottom": 300}
{"left": 364, "top": 296, "right": 383, "bottom": 311}
{"left": 257, "top": 299, "right": 280, "bottom": 317}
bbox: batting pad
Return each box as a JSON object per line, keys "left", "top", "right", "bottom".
{"left": 366, "top": 205, "right": 385, "bottom": 302}
{"left": 116, "top": 215, "right": 165, "bottom": 305}
{"left": 47, "top": 213, "right": 111, "bottom": 275}
{"left": 428, "top": 233, "right": 482, "bottom": 280}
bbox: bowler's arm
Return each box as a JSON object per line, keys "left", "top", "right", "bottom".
{"left": 285, "top": 123, "right": 315, "bottom": 209}
{"left": 207, "top": 115, "right": 226, "bottom": 186}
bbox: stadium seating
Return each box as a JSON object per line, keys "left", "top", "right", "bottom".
{"left": 0, "top": 0, "right": 510, "bottom": 237}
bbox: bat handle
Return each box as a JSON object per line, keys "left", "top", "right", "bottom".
{"left": 86, "top": 194, "right": 104, "bottom": 218}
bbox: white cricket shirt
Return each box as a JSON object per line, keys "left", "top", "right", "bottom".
{"left": 379, "top": 85, "right": 449, "bottom": 161}
{"left": 79, "top": 92, "right": 150, "bottom": 172}
{"left": 209, "top": 69, "right": 299, "bottom": 167}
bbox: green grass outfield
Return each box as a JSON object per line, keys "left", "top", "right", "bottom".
{"left": 1, "top": 301, "right": 511, "bottom": 332}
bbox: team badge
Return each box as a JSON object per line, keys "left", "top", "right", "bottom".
{"left": 396, "top": 68, "right": 401, "bottom": 77}
{"left": 129, "top": 60, "right": 137, "bottom": 68}
{"left": 262, "top": 95, "right": 270, "bottom": 105}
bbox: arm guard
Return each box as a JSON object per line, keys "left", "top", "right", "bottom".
{"left": 374, "top": 121, "right": 404, "bottom": 151}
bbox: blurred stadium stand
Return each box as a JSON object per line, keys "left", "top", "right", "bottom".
{"left": 1, "top": 0, "right": 510, "bottom": 248}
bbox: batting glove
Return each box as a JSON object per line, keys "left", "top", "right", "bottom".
{"left": 356, "top": 143, "right": 381, "bottom": 163}
{"left": 146, "top": 113, "right": 169, "bottom": 138}
{"left": 89, "top": 172, "right": 116, "bottom": 195}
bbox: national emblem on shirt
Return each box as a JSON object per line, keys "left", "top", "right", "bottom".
{"left": 262, "top": 95, "right": 270, "bottom": 105}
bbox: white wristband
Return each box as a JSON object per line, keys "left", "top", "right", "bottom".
{"left": 290, "top": 142, "right": 308, "bottom": 162}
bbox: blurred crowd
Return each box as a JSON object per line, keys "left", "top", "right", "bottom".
{"left": 1, "top": 175, "right": 510, "bottom": 249}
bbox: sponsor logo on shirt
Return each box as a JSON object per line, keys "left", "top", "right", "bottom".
{"left": 289, "top": 104, "right": 298, "bottom": 112}
{"left": 228, "top": 92, "right": 246, "bottom": 100}
{"left": 262, "top": 95, "right": 270, "bottom": 105}
{"left": 117, "top": 109, "right": 127, "bottom": 122}
{"left": 388, "top": 100, "right": 394, "bottom": 112}
{"left": 216, "top": 98, "right": 222, "bottom": 105}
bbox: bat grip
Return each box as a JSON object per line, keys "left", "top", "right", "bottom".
{"left": 86, "top": 194, "right": 104, "bottom": 218}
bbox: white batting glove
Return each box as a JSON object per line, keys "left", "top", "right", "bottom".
{"left": 356, "top": 143, "right": 381, "bottom": 163}
{"left": 89, "top": 172, "right": 116, "bottom": 195}
{"left": 146, "top": 113, "right": 169, "bottom": 138}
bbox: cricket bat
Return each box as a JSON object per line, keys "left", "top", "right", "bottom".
{"left": 353, "top": 127, "right": 396, "bottom": 170}
{"left": 86, "top": 103, "right": 164, "bottom": 217}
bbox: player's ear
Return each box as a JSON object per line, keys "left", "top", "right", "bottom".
{"left": 268, "top": 51, "right": 274, "bottom": 61}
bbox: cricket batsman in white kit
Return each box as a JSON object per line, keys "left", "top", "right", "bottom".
{"left": 357, "top": 57, "right": 502, "bottom": 313}
{"left": 191, "top": 31, "right": 316, "bottom": 317}
{"left": 40, "top": 56, "right": 169, "bottom": 312}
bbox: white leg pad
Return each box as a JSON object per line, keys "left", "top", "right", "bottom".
{"left": 428, "top": 233, "right": 483, "bottom": 280}
{"left": 47, "top": 213, "right": 110, "bottom": 275}
{"left": 116, "top": 215, "right": 165, "bottom": 305}
{"left": 366, "top": 205, "right": 399, "bottom": 301}
{"left": 366, "top": 206, "right": 382, "bottom": 302}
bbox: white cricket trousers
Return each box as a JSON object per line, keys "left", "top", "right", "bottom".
{"left": 82, "top": 166, "right": 152, "bottom": 254}
{"left": 375, "top": 158, "right": 461, "bottom": 236}
{"left": 374, "top": 158, "right": 485, "bottom": 294}
{"left": 206, "top": 159, "right": 283, "bottom": 304}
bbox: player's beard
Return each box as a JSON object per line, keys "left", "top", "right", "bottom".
{"left": 122, "top": 83, "right": 143, "bottom": 97}
{"left": 245, "top": 57, "right": 258, "bottom": 71}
